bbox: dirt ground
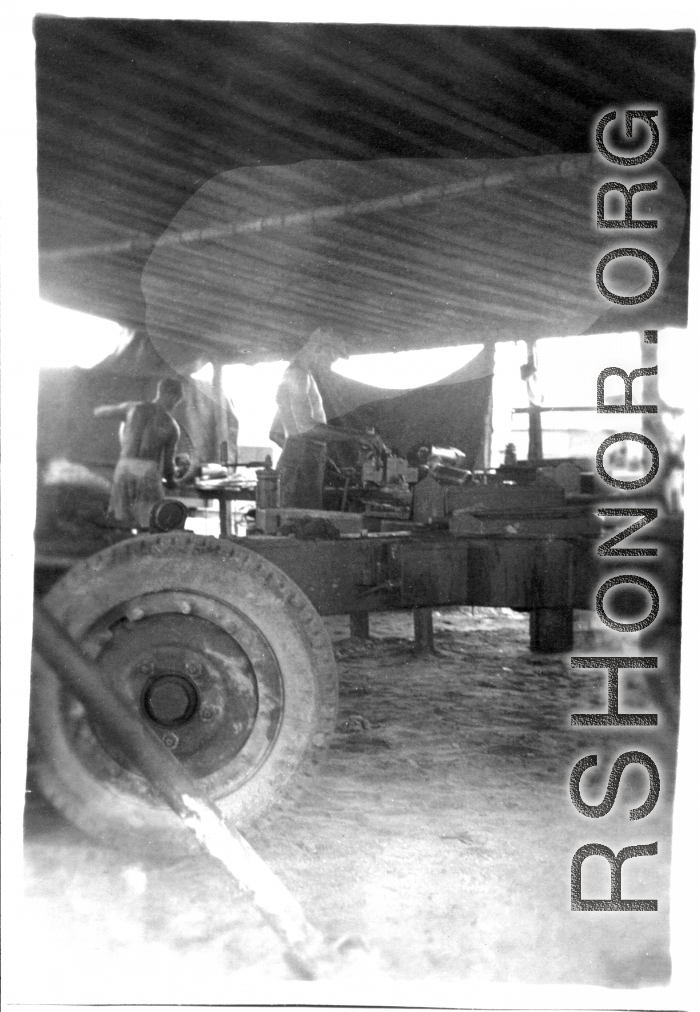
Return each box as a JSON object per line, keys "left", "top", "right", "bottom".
{"left": 19, "top": 607, "right": 674, "bottom": 1002}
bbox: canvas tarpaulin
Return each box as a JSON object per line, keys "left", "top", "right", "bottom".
{"left": 37, "top": 332, "right": 238, "bottom": 471}
{"left": 139, "top": 154, "right": 688, "bottom": 372}
{"left": 297, "top": 345, "right": 495, "bottom": 468}
{"left": 37, "top": 24, "right": 693, "bottom": 367}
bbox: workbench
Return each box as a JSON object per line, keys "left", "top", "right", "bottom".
{"left": 191, "top": 484, "right": 255, "bottom": 537}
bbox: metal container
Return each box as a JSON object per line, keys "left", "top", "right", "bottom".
{"left": 256, "top": 462, "right": 279, "bottom": 509}
{"left": 428, "top": 462, "right": 470, "bottom": 485}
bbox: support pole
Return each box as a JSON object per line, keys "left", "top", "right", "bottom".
{"left": 522, "top": 340, "right": 543, "bottom": 462}
{"left": 31, "top": 602, "right": 344, "bottom": 979}
{"left": 413, "top": 608, "right": 436, "bottom": 656}
{"left": 529, "top": 607, "right": 574, "bottom": 653}
{"left": 528, "top": 405, "right": 543, "bottom": 462}
{"left": 349, "top": 612, "right": 370, "bottom": 640}
{"left": 475, "top": 342, "right": 495, "bottom": 471}
{"left": 529, "top": 539, "right": 574, "bottom": 652}
{"left": 218, "top": 494, "right": 232, "bottom": 538}
{"left": 212, "top": 362, "right": 230, "bottom": 466}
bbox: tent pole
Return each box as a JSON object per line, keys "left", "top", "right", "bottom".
{"left": 478, "top": 344, "right": 495, "bottom": 470}
{"left": 524, "top": 340, "right": 543, "bottom": 462}
{"left": 212, "top": 362, "right": 229, "bottom": 466}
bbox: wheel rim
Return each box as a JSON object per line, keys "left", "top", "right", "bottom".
{"left": 60, "top": 588, "right": 285, "bottom": 803}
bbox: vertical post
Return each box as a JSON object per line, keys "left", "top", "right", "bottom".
{"left": 640, "top": 331, "right": 659, "bottom": 401}
{"left": 212, "top": 361, "right": 229, "bottom": 465}
{"left": 475, "top": 342, "right": 495, "bottom": 470}
{"left": 529, "top": 539, "right": 574, "bottom": 652}
{"left": 529, "top": 608, "right": 574, "bottom": 653}
{"left": 528, "top": 405, "right": 543, "bottom": 462}
{"left": 474, "top": 380, "right": 494, "bottom": 470}
{"left": 522, "top": 340, "right": 543, "bottom": 462}
{"left": 413, "top": 608, "right": 435, "bottom": 656}
{"left": 349, "top": 612, "right": 370, "bottom": 639}
{"left": 218, "top": 493, "right": 232, "bottom": 538}
{"left": 640, "top": 330, "right": 669, "bottom": 501}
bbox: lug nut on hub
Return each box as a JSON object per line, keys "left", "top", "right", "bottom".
{"left": 162, "top": 732, "right": 179, "bottom": 749}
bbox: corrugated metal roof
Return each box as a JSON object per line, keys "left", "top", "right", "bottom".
{"left": 36, "top": 21, "right": 694, "bottom": 362}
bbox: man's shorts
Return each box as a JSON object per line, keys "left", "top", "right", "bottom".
{"left": 109, "top": 457, "right": 164, "bottom": 528}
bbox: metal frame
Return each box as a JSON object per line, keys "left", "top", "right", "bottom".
{"left": 241, "top": 528, "right": 596, "bottom": 653}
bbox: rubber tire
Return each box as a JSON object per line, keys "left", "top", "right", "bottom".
{"left": 31, "top": 532, "right": 338, "bottom": 857}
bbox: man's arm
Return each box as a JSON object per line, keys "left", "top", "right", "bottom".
{"left": 311, "top": 424, "right": 386, "bottom": 453}
{"left": 93, "top": 402, "right": 132, "bottom": 419}
{"left": 269, "top": 411, "right": 286, "bottom": 449}
{"left": 285, "top": 370, "right": 384, "bottom": 451}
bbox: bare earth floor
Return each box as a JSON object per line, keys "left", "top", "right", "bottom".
{"left": 20, "top": 608, "right": 673, "bottom": 1002}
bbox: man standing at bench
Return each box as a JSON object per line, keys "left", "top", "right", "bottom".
{"left": 272, "top": 328, "right": 381, "bottom": 509}
{"left": 94, "top": 377, "right": 184, "bottom": 528}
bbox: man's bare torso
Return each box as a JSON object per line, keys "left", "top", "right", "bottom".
{"left": 276, "top": 364, "right": 326, "bottom": 439}
{"left": 120, "top": 402, "right": 180, "bottom": 462}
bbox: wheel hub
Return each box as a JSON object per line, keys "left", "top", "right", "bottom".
{"left": 142, "top": 673, "right": 199, "bottom": 727}
{"left": 67, "top": 589, "right": 286, "bottom": 790}
{"left": 34, "top": 533, "right": 338, "bottom": 856}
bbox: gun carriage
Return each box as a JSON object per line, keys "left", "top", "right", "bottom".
{"left": 32, "top": 150, "right": 684, "bottom": 855}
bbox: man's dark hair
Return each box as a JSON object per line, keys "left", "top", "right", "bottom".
{"left": 158, "top": 378, "right": 184, "bottom": 400}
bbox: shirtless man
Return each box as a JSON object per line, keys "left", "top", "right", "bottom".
{"left": 273, "top": 328, "right": 381, "bottom": 509}
{"left": 94, "top": 377, "right": 184, "bottom": 528}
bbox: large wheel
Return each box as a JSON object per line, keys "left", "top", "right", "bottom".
{"left": 31, "top": 533, "right": 338, "bottom": 857}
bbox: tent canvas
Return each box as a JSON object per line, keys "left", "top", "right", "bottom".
{"left": 37, "top": 332, "right": 239, "bottom": 473}
{"left": 46, "top": 153, "right": 687, "bottom": 371}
